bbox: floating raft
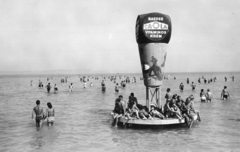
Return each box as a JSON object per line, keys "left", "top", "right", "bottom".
{"left": 118, "top": 114, "right": 198, "bottom": 126}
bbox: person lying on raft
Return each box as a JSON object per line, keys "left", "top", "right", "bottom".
{"left": 149, "top": 104, "right": 165, "bottom": 119}
{"left": 138, "top": 106, "right": 152, "bottom": 120}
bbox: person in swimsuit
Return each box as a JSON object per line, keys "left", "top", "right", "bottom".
{"left": 101, "top": 80, "right": 106, "bottom": 92}
{"left": 200, "top": 89, "right": 207, "bottom": 102}
{"left": 46, "top": 83, "right": 52, "bottom": 93}
{"left": 179, "top": 82, "right": 184, "bottom": 91}
{"left": 69, "top": 83, "right": 73, "bottom": 92}
{"left": 221, "top": 86, "right": 230, "bottom": 100}
{"left": 45, "top": 102, "right": 55, "bottom": 126}
{"left": 32, "top": 100, "right": 44, "bottom": 127}
{"left": 191, "top": 82, "right": 196, "bottom": 91}
{"left": 115, "top": 83, "right": 119, "bottom": 93}
{"left": 54, "top": 84, "right": 58, "bottom": 93}
{"left": 206, "top": 89, "right": 213, "bottom": 102}
{"left": 112, "top": 97, "right": 124, "bottom": 127}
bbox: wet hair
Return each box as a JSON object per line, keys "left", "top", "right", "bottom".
{"left": 207, "top": 89, "right": 210, "bottom": 91}
{"left": 201, "top": 89, "right": 204, "bottom": 92}
{"left": 167, "top": 88, "right": 171, "bottom": 92}
{"left": 36, "top": 100, "right": 40, "bottom": 105}
{"left": 131, "top": 93, "right": 134, "bottom": 96}
{"left": 177, "top": 95, "right": 181, "bottom": 100}
{"left": 224, "top": 86, "right": 227, "bottom": 89}
{"left": 172, "top": 94, "right": 178, "bottom": 99}
{"left": 47, "top": 102, "right": 52, "bottom": 109}
{"left": 119, "top": 95, "right": 123, "bottom": 98}
{"left": 189, "top": 95, "right": 194, "bottom": 100}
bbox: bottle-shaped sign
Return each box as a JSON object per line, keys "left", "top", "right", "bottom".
{"left": 136, "top": 12, "right": 172, "bottom": 87}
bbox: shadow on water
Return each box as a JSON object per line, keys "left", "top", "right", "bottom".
{"left": 229, "top": 118, "right": 240, "bottom": 122}
{"left": 29, "top": 124, "right": 59, "bottom": 150}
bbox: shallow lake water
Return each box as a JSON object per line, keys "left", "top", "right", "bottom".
{"left": 0, "top": 72, "right": 239, "bottom": 152}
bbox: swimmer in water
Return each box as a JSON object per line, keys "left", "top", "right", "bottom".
{"left": 32, "top": 100, "right": 44, "bottom": 127}
{"left": 54, "top": 84, "right": 58, "bottom": 93}
{"left": 191, "top": 82, "right": 196, "bottom": 91}
{"left": 45, "top": 102, "right": 55, "bottom": 126}
{"left": 221, "top": 86, "right": 230, "bottom": 100}
{"left": 200, "top": 89, "right": 207, "bottom": 102}
{"left": 115, "top": 83, "right": 119, "bottom": 93}
{"left": 206, "top": 89, "right": 213, "bottom": 102}
{"left": 69, "top": 83, "right": 73, "bottom": 92}
{"left": 179, "top": 82, "right": 184, "bottom": 91}
{"left": 46, "top": 83, "right": 52, "bottom": 93}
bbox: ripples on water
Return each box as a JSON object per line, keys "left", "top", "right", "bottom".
{"left": 0, "top": 72, "right": 240, "bottom": 152}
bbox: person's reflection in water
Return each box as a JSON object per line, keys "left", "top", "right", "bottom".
{"left": 30, "top": 126, "right": 59, "bottom": 150}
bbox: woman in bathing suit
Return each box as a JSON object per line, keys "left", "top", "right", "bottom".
{"left": 45, "top": 102, "right": 55, "bottom": 126}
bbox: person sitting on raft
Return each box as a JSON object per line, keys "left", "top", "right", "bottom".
{"left": 185, "top": 95, "right": 201, "bottom": 126}
{"left": 128, "top": 93, "right": 138, "bottom": 107}
{"left": 125, "top": 101, "right": 140, "bottom": 119}
{"left": 112, "top": 97, "right": 124, "bottom": 127}
{"left": 163, "top": 94, "right": 178, "bottom": 118}
{"left": 176, "top": 95, "right": 191, "bottom": 123}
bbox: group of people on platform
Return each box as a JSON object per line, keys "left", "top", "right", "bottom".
{"left": 112, "top": 90, "right": 200, "bottom": 127}
{"left": 32, "top": 100, "right": 55, "bottom": 127}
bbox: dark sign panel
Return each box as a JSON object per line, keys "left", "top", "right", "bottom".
{"left": 136, "top": 12, "right": 172, "bottom": 44}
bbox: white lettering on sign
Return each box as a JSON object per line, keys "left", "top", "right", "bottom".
{"left": 143, "top": 21, "right": 168, "bottom": 30}
{"left": 148, "top": 17, "right": 163, "bottom": 21}
{"left": 150, "top": 35, "right": 162, "bottom": 38}
{"left": 145, "top": 31, "right": 167, "bottom": 34}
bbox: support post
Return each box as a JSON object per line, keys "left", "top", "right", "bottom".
{"left": 146, "top": 87, "right": 150, "bottom": 110}
{"left": 146, "top": 87, "right": 161, "bottom": 109}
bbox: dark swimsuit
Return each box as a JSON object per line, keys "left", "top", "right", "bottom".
{"left": 34, "top": 107, "right": 43, "bottom": 123}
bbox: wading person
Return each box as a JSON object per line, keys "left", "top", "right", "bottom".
{"left": 32, "top": 100, "right": 44, "bottom": 127}
{"left": 45, "top": 102, "right": 55, "bottom": 126}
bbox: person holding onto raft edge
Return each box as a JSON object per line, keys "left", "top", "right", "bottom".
{"left": 32, "top": 100, "right": 44, "bottom": 127}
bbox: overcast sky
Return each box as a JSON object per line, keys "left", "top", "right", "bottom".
{"left": 0, "top": 0, "right": 239, "bottom": 73}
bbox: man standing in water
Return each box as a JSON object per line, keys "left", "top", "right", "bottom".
{"left": 221, "top": 86, "right": 230, "bottom": 100}
{"left": 179, "top": 82, "right": 184, "bottom": 91}
{"left": 46, "top": 83, "right": 52, "bottom": 93}
{"left": 32, "top": 100, "right": 44, "bottom": 127}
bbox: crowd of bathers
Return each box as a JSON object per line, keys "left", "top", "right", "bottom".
{"left": 112, "top": 90, "right": 200, "bottom": 127}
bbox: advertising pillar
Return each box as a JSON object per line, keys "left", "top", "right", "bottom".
{"left": 136, "top": 12, "right": 172, "bottom": 87}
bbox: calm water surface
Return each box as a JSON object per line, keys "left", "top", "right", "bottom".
{"left": 0, "top": 72, "right": 240, "bottom": 152}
